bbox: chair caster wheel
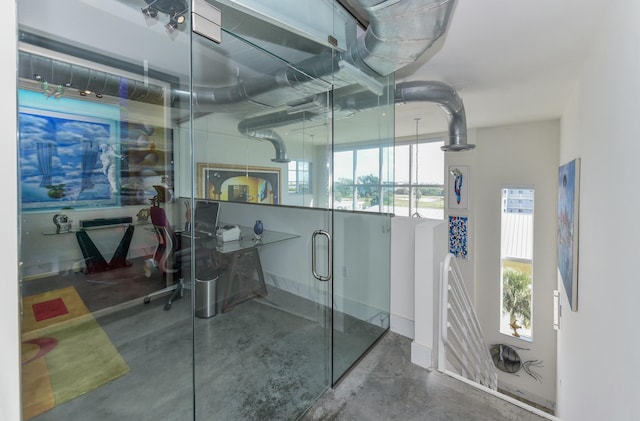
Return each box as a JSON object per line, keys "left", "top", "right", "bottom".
{"left": 144, "top": 297, "right": 150, "bottom": 304}
{"left": 164, "top": 303, "right": 172, "bottom": 311}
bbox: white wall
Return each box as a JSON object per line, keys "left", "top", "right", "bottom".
{"left": 390, "top": 216, "right": 447, "bottom": 341}
{"left": 389, "top": 217, "right": 421, "bottom": 337}
{"left": 411, "top": 219, "right": 447, "bottom": 368}
{"left": 557, "top": 0, "right": 640, "bottom": 419}
{"left": 2, "top": 3, "right": 21, "bottom": 420}
{"left": 445, "top": 129, "right": 477, "bottom": 297}
{"left": 473, "top": 120, "right": 560, "bottom": 409}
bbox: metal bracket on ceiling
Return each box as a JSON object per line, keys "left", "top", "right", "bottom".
{"left": 192, "top": 0, "right": 222, "bottom": 44}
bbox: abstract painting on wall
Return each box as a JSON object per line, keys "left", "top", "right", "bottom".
{"left": 197, "top": 163, "right": 280, "bottom": 204}
{"left": 448, "top": 166, "right": 468, "bottom": 209}
{"left": 449, "top": 215, "right": 468, "bottom": 260}
{"left": 18, "top": 90, "right": 120, "bottom": 210}
{"left": 557, "top": 158, "right": 581, "bottom": 311}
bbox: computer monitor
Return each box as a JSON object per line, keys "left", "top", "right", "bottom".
{"left": 194, "top": 200, "right": 220, "bottom": 235}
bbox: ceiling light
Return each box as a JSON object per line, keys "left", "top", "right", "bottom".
{"left": 166, "top": 18, "right": 179, "bottom": 33}
{"left": 141, "top": 0, "right": 188, "bottom": 33}
{"left": 142, "top": 6, "right": 158, "bottom": 18}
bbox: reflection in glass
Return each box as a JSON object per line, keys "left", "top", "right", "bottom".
{"left": 17, "top": 0, "right": 394, "bottom": 418}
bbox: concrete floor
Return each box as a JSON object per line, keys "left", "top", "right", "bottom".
{"left": 25, "top": 263, "right": 550, "bottom": 421}
{"left": 301, "top": 332, "right": 551, "bottom": 421}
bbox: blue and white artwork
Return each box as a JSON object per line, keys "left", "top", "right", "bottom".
{"left": 19, "top": 109, "right": 118, "bottom": 210}
{"left": 558, "top": 158, "right": 581, "bottom": 311}
{"left": 449, "top": 215, "right": 468, "bottom": 260}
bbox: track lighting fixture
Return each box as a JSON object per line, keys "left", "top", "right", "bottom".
{"left": 141, "top": 0, "right": 188, "bottom": 34}
{"left": 34, "top": 74, "right": 64, "bottom": 99}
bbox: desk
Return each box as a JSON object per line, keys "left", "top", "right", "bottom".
{"left": 190, "top": 225, "right": 299, "bottom": 313}
{"left": 43, "top": 219, "right": 143, "bottom": 274}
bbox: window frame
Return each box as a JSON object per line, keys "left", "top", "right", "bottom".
{"left": 499, "top": 186, "right": 535, "bottom": 341}
{"left": 332, "top": 137, "right": 445, "bottom": 216}
{"left": 287, "top": 160, "right": 311, "bottom": 195}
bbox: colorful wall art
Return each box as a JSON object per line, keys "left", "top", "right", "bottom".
{"left": 448, "top": 166, "right": 468, "bottom": 209}
{"left": 198, "top": 163, "right": 280, "bottom": 204}
{"left": 18, "top": 90, "right": 120, "bottom": 210}
{"left": 557, "top": 158, "right": 581, "bottom": 311}
{"left": 448, "top": 215, "right": 468, "bottom": 260}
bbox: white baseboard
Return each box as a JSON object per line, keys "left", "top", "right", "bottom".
{"left": 390, "top": 314, "right": 414, "bottom": 339}
{"left": 410, "top": 340, "right": 433, "bottom": 369}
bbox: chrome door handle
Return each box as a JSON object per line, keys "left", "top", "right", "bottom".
{"left": 312, "top": 230, "right": 332, "bottom": 281}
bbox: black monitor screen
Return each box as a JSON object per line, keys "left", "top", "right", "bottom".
{"left": 194, "top": 200, "right": 219, "bottom": 235}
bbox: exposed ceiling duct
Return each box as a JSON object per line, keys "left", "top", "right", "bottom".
{"left": 394, "top": 81, "right": 473, "bottom": 151}
{"left": 238, "top": 80, "right": 473, "bottom": 152}
{"left": 17, "top": 0, "right": 473, "bottom": 160}
{"left": 344, "top": 0, "right": 456, "bottom": 76}
{"left": 237, "top": 128, "right": 290, "bottom": 163}
{"left": 17, "top": 50, "right": 167, "bottom": 105}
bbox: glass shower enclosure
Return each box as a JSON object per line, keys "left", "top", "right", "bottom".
{"left": 16, "top": 1, "right": 392, "bottom": 419}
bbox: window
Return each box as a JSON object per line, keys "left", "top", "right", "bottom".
{"left": 334, "top": 148, "right": 383, "bottom": 211}
{"left": 333, "top": 139, "right": 444, "bottom": 217}
{"left": 500, "top": 188, "right": 534, "bottom": 340}
{"left": 288, "top": 160, "right": 311, "bottom": 194}
{"left": 389, "top": 139, "right": 445, "bottom": 218}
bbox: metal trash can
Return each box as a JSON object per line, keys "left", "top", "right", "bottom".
{"left": 195, "top": 273, "right": 219, "bottom": 319}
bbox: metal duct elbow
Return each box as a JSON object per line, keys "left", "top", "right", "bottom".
{"left": 237, "top": 126, "right": 290, "bottom": 163}
{"left": 348, "top": 0, "right": 456, "bottom": 76}
{"left": 395, "top": 81, "right": 474, "bottom": 151}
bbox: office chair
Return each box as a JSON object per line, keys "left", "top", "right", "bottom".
{"left": 143, "top": 200, "right": 186, "bottom": 311}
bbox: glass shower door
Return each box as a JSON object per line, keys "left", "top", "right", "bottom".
{"left": 330, "top": 74, "right": 394, "bottom": 382}
{"left": 187, "top": 3, "right": 334, "bottom": 419}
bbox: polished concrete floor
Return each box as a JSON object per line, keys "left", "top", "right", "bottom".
{"left": 301, "top": 332, "right": 551, "bottom": 421}
{"left": 26, "top": 261, "right": 382, "bottom": 420}
{"left": 24, "top": 262, "right": 549, "bottom": 421}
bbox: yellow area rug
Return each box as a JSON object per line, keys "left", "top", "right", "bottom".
{"left": 21, "top": 286, "right": 130, "bottom": 420}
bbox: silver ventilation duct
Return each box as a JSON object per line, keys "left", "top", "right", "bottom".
{"left": 237, "top": 128, "right": 290, "bottom": 163}
{"left": 237, "top": 80, "right": 474, "bottom": 151}
{"left": 17, "top": 51, "right": 167, "bottom": 105}
{"left": 394, "top": 81, "right": 474, "bottom": 151}
{"left": 18, "top": 0, "right": 470, "bottom": 159}
{"left": 345, "top": 0, "right": 456, "bottom": 76}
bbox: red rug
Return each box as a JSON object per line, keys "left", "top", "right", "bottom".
{"left": 32, "top": 298, "right": 69, "bottom": 322}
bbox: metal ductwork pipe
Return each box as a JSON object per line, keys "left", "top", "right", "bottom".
{"left": 394, "top": 81, "right": 474, "bottom": 151}
{"left": 19, "top": 0, "right": 461, "bottom": 160}
{"left": 237, "top": 127, "right": 290, "bottom": 163}
{"left": 345, "top": 0, "right": 456, "bottom": 76}
{"left": 239, "top": 81, "right": 474, "bottom": 152}
{"left": 180, "top": 52, "right": 338, "bottom": 109}
{"left": 17, "top": 51, "right": 166, "bottom": 105}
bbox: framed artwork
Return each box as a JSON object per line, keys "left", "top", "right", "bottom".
{"left": 18, "top": 48, "right": 174, "bottom": 210}
{"left": 448, "top": 215, "right": 468, "bottom": 260}
{"left": 448, "top": 166, "right": 468, "bottom": 209}
{"left": 119, "top": 123, "right": 173, "bottom": 206}
{"left": 197, "top": 163, "right": 281, "bottom": 204}
{"left": 18, "top": 90, "right": 120, "bottom": 210}
{"left": 557, "top": 158, "right": 581, "bottom": 311}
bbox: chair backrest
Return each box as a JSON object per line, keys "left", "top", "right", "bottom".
{"left": 150, "top": 205, "right": 170, "bottom": 228}
{"left": 150, "top": 206, "right": 177, "bottom": 273}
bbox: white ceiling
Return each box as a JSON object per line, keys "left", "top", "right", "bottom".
{"left": 394, "top": 0, "right": 612, "bottom": 140}
{"left": 19, "top": 0, "right": 613, "bottom": 145}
